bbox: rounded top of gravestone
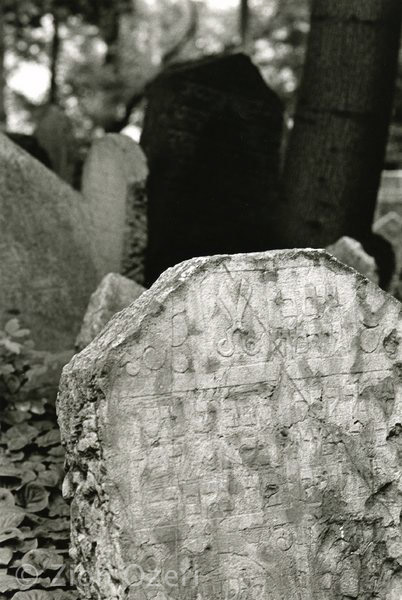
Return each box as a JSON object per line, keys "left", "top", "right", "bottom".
{"left": 88, "top": 133, "right": 148, "bottom": 183}
{"left": 148, "top": 53, "right": 283, "bottom": 111}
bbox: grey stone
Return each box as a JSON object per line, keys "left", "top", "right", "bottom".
{"left": 326, "top": 236, "right": 378, "bottom": 284}
{"left": 76, "top": 273, "right": 145, "bottom": 351}
{"left": 35, "top": 104, "right": 77, "bottom": 186}
{"left": 82, "top": 134, "right": 148, "bottom": 283}
{"left": 0, "top": 132, "right": 97, "bottom": 351}
{"left": 376, "top": 170, "right": 402, "bottom": 220}
{"left": 373, "top": 211, "right": 402, "bottom": 299}
{"left": 58, "top": 249, "right": 402, "bottom": 599}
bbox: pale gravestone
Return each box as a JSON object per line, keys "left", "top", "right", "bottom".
{"left": 373, "top": 211, "right": 402, "bottom": 299}
{"left": 141, "top": 53, "right": 283, "bottom": 286}
{"left": 0, "top": 133, "right": 97, "bottom": 351}
{"left": 82, "top": 134, "right": 148, "bottom": 284}
{"left": 326, "top": 236, "right": 379, "bottom": 284}
{"left": 375, "top": 170, "right": 402, "bottom": 220}
{"left": 58, "top": 250, "right": 402, "bottom": 600}
{"left": 35, "top": 104, "right": 77, "bottom": 186}
{"left": 76, "top": 273, "right": 145, "bottom": 351}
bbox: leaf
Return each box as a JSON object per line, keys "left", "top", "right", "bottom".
{"left": 20, "top": 484, "right": 49, "bottom": 513}
{"left": 4, "top": 319, "right": 22, "bottom": 337}
{"left": 4, "top": 425, "right": 38, "bottom": 451}
{"left": 20, "top": 549, "right": 62, "bottom": 574}
{"left": 0, "top": 573, "right": 19, "bottom": 593}
{"left": 0, "top": 473, "right": 22, "bottom": 490}
{"left": 0, "top": 548, "right": 13, "bottom": 566}
{"left": 0, "top": 488, "right": 16, "bottom": 507}
{"left": 0, "top": 339, "right": 22, "bottom": 354}
{"left": 14, "top": 538, "right": 38, "bottom": 553}
{"left": 0, "top": 509, "right": 25, "bottom": 532}
{"left": 12, "top": 590, "right": 55, "bottom": 600}
{"left": 35, "top": 431, "right": 60, "bottom": 449}
{"left": 36, "top": 470, "right": 60, "bottom": 488}
{"left": 0, "top": 529, "right": 23, "bottom": 543}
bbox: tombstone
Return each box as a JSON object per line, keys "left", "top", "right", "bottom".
{"left": 76, "top": 273, "right": 145, "bottom": 351}
{"left": 373, "top": 211, "right": 402, "bottom": 299}
{"left": 375, "top": 170, "right": 402, "bottom": 220}
{"left": 141, "top": 53, "right": 284, "bottom": 285}
{"left": 326, "top": 236, "right": 378, "bottom": 284}
{"left": 82, "top": 134, "right": 148, "bottom": 284}
{"left": 58, "top": 249, "right": 402, "bottom": 600}
{"left": 0, "top": 133, "right": 98, "bottom": 351}
{"left": 35, "top": 104, "right": 77, "bottom": 186}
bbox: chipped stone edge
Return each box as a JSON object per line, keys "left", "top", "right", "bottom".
{"left": 56, "top": 248, "right": 401, "bottom": 599}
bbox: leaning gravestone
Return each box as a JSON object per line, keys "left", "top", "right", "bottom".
{"left": 75, "top": 273, "right": 145, "bottom": 351}
{"left": 35, "top": 104, "right": 77, "bottom": 186}
{"left": 0, "top": 133, "right": 97, "bottom": 351}
{"left": 373, "top": 211, "right": 402, "bottom": 299}
{"left": 58, "top": 249, "right": 402, "bottom": 600}
{"left": 141, "top": 53, "right": 283, "bottom": 285}
{"left": 82, "top": 134, "right": 148, "bottom": 284}
{"left": 326, "top": 236, "right": 378, "bottom": 284}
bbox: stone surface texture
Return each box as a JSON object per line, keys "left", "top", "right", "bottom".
{"left": 58, "top": 249, "right": 402, "bottom": 600}
{"left": 326, "top": 236, "right": 379, "bottom": 284}
{"left": 35, "top": 104, "right": 77, "bottom": 186}
{"left": 0, "top": 132, "right": 97, "bottom": 351}
{"left": 82, "top": 133, "right": 148, "bottom": 282}
{"left": 76, "top": 272, "right": 145, "bottom": 351}
{"left": 373, "top": 211, "right": 402, "bottom": 300}
{"left": 141, "top": 53, "right": 283, "bottom": 286}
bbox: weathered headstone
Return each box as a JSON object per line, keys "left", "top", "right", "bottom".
{"left": 58, "top": 249, "right": 402, "bottom": 600}
{"left": 76, "top": 273, "right": 145, "bottom": 351}
{"left": 35, "top": 104, "right": 77, "bottom": 186}
{"left": 0, "top": 132, "right": 97, "bottom": 351}
{"left": 375, "top": 170, "right": 402, "bottom": 220}
{"left": 373, "top": 211, "right": 402, "bottom": 299}
{"left": 326, "top": 236, "right": 378, "bottom": 284}
{"left": 82, "top": 134, "right": 148, "bottom": 283}
{"left": 141, "top": 53, "right": 283, "bottom": 285}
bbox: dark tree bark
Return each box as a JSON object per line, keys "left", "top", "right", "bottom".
{"left": 0, "top": 0, "right": 6, "bottom": 126}
{"left": 277, "top": 0, "right": 402, "bottom": 249}
{"left": 49, "top": 10, "right": 60, "bottom": 105}
{"left": 239, "top": 0, "right": 250, "bottom": 51}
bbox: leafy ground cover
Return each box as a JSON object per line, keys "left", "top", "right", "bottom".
{"left": 0, "top": 320, "right": 77, "bottom": 600}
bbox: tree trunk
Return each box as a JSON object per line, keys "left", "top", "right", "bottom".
{"left": 0, "top": 0, "right": 7, "bottom": 127}
{"left": 278, "top": 0, "right": 402, "bottom": 249}
{"left": 49, "top": 10, "right": 60, "bottom": 104}
{"left": 239, "top": 0, "right": 250, "bottom": 52}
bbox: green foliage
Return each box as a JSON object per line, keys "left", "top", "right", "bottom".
{"left": 0, "top": 320, "right": 76, "bottom": 599}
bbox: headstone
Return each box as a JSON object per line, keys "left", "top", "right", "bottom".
{"left": 82, "top": 134, "right": 148, "bottom": 284}
{"left": 373, "top": 211, "right": 402, "bottom": 299}
{"left": 35, "top": 104, "right": 77, "bottom": 186}
{"left": 141, "top": 53, "right": 283, "bottom": 286}
{"left": 0, "top": 132, "right": 98, "bottom": 351}
{"left": 375, "top": 170, "right": 402, "bottom": 220}
{"left": 76, "top": 272, "right": 145, "bottom": 351}
{"left": 58, "top": 249, "right": 402, "bottom": 600}
{"left": 326, "top": 236, "right": 379, "bottom": 284}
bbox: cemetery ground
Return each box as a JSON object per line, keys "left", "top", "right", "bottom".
{"left": 1, "top": 5, "right": 402, "bottom": 597}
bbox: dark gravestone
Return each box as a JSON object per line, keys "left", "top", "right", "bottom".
{"left": 141, "top": 53, "right": 283, "bottom": 285}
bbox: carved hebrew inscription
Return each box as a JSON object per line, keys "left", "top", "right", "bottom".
{"left": 58, "top": 251, "right": 402, "bottom": 600}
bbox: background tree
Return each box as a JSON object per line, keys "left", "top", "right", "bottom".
{"left": 278, "top": 0, "right": 402, "bottom": 255}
